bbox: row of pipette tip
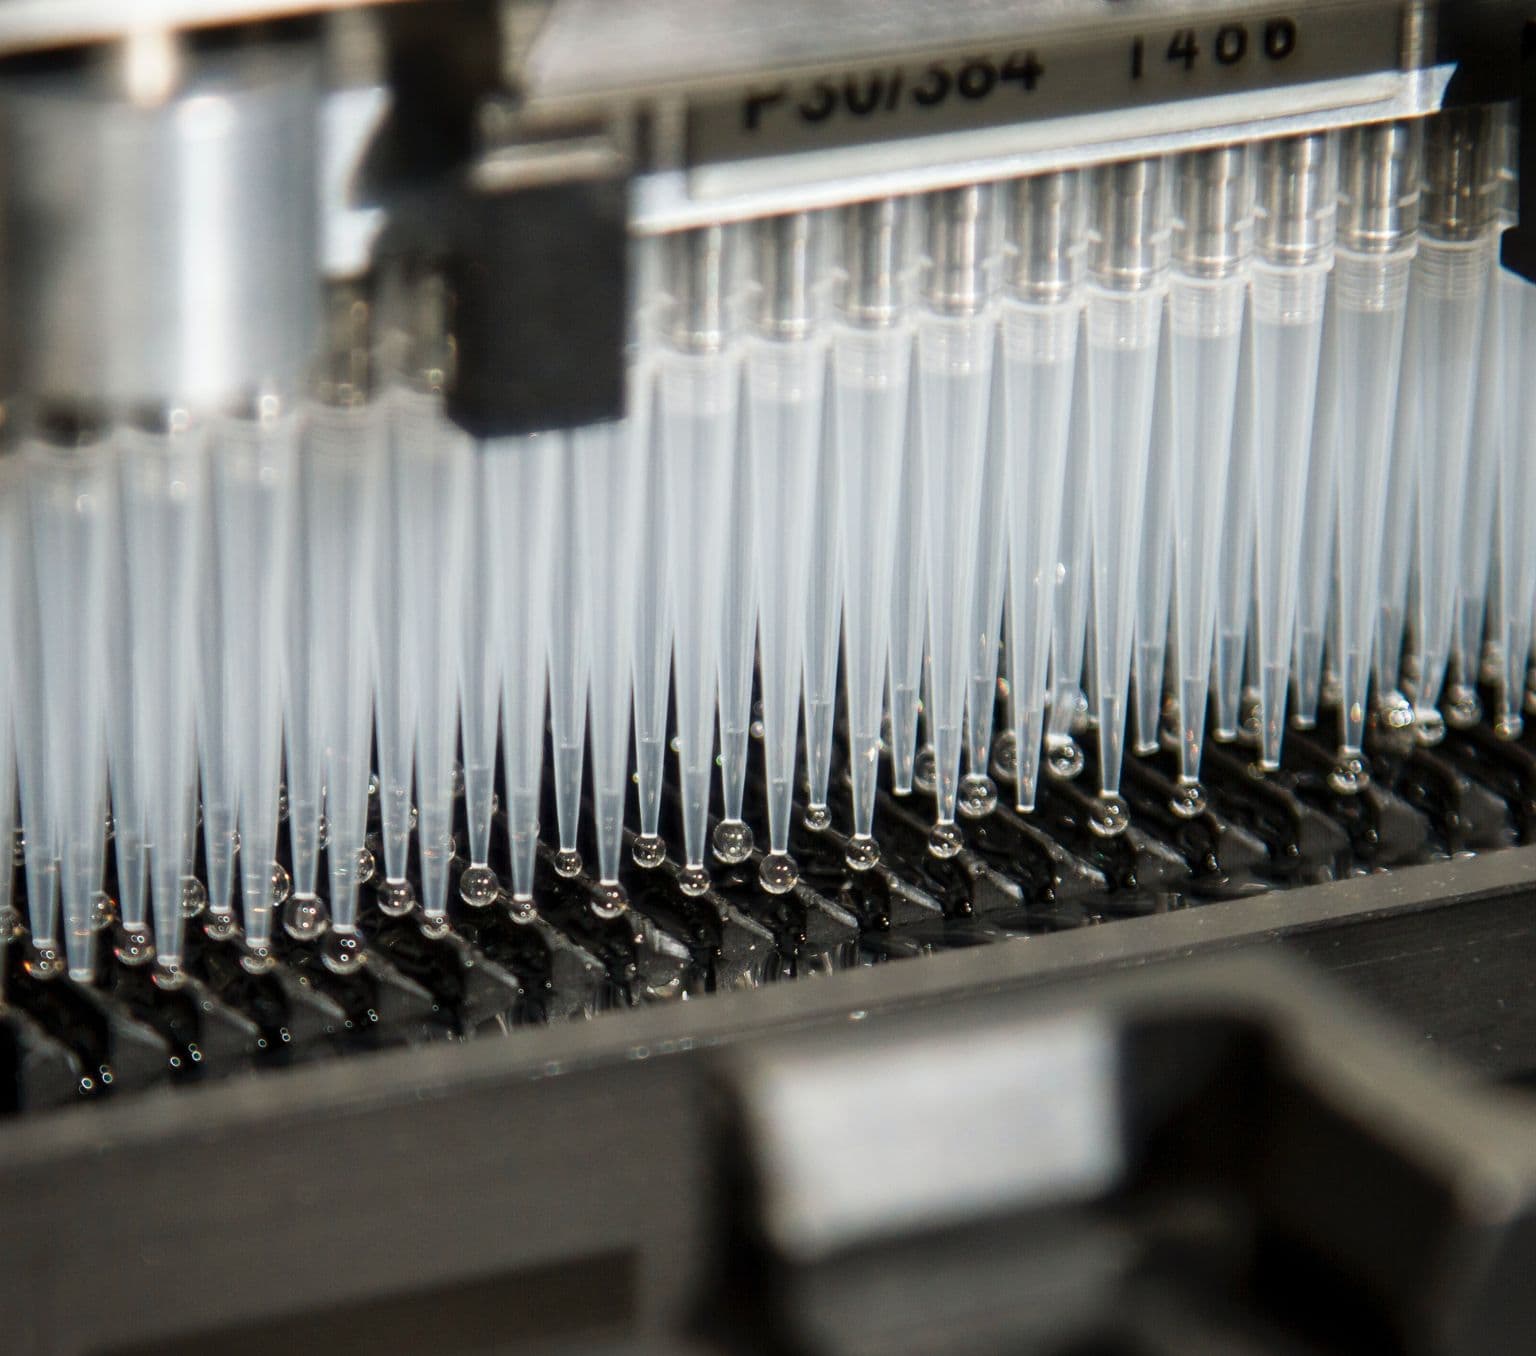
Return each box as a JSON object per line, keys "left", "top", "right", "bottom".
{"left": 0, "top": 103, "right": 1531, "bottom": 986}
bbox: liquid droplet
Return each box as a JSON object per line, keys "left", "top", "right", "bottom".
{"left": 1067, "top": 688, "right": 1091, "bottom": 732}
{"left": 367, "top": 773, "right": 380, "bottom": 799}
{"left": 323, "top": 928, "right": 366, "bottom": 975}
{"left": 1045, "top": 737, "right": 1085, "bottom": 781}
{"left": 912, "top": 748, "right": 938, "bottom": 794}
{"left": 711, "top": 819, "right": 754, "bottom": 865}
{"left": 1087, "top": 793, "right": 1131, "bottom": 839}
{"left": 554, "top": 848, "right": 584, "bottom": 879}
{"left": 355, "top": 847, "right": 377, "bottom": 884}
{"left": 1328, "top": 754, "right": 1370, "bottom": 796}
{"left": 957, "top": 774, "right": 998, "bottom": 819}
{"left": 154, "top": 959, "right": 189, "bottom": 989}
{"left": 927, "top": 822, "right": 964, "bottom": 859}
{"left": 378, "top": 879, "right": 415, "bottom": 916}
{"left": 114, "top": 927, "right": 155, "bottom": 967}
{"left": 1495, "top": 713, "right": 1525, "bottom": 741}
{"left": 180, "top": 877, "right": 207, "bottom": 919}
{"left": 1168, "top": 781, "right": 1207, "bottom": 820}
{"left": 749, "top": 700, "right": 766, "bottom": 740}
{"left": 1445, "top": 687, "right": 1482, "bottom": 730}
{"left": 25, "top": 945, "right": 64, "bottom": 980}
{"left": 631, "top": 834, "right": 667, "bottom": 869}
{"left": 450, "top": 762, "right": 466, "bottom": 797}
{"left": 1413, "top": 708, "right": 1447, "bottom": 747}
{"left": 1373, "top": 690, "right": 1417, "bottom": 754}
{"left": 89, "top": 891, "right": 116, "bottom": 932}
{"left": 418, "top": 912, "right": 451, "bottom": 940}
{"left": 239, "top": 945, "right": 275, "bottom": 976}
{"left": 1238, "top": 693, "right": 1264, "bottom": 747}
{"left": 677, "top": 864, "right": 711, "bottom": 897}
{"left": 284, "top": 894, "right": 329, "bottom": 941}
{"left": 844, "top": 835, "right": 880, "bottom": 872}
{"left": 506, "top": 893, "right": 538, "bottom": 925}
{"left": 803, "top": 804, "right": 832, "bottom": 832}
{"left": 591, "top": 881, "right": 629, "bottom": 919}
{"left": 758, "top": 852, "right": 798, "bottom": 894}
{"left": 458, "top": 865, "right": 501, "bottom": 909}
{"left": 991, "top": 730, "right": 1019, "bottom": 779}
{"left": 204, "top": 908, "right": 239, "bottom": 942}
{"left": 268, "top": 862, "right": 292, "bottom": 907}
{"left": 277, "top": 785, "right": 289, "bottom": 822}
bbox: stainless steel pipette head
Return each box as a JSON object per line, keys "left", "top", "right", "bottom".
{"left": 1338, "top": 120, "right": 1422, "bottom": 254}
{"left": 662, "top": 223, "right": 733, "bottom": 353}
{"left": 1007, "top": 170, "right": 1083, "bottom": 304}
{"left": 835, "top": 196, "right": 910, "bottom": 328}
{"left": 1089, "top": 158, "right": 1170, "bottom": 292}
{"left": 1421, "top": 105, "right": 1499, "bottom": 242}
{"left": 1173, "top": 146, "right": 1254, "bottom": 279}
{"left": 1255, "top": 132, "right": 1339, "bottom": 267}
{"left": 922, "top": 184, "right": 995, "bottom": 316}
{"left": 753, "top": 212, "right": 820, "bottom": 341}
